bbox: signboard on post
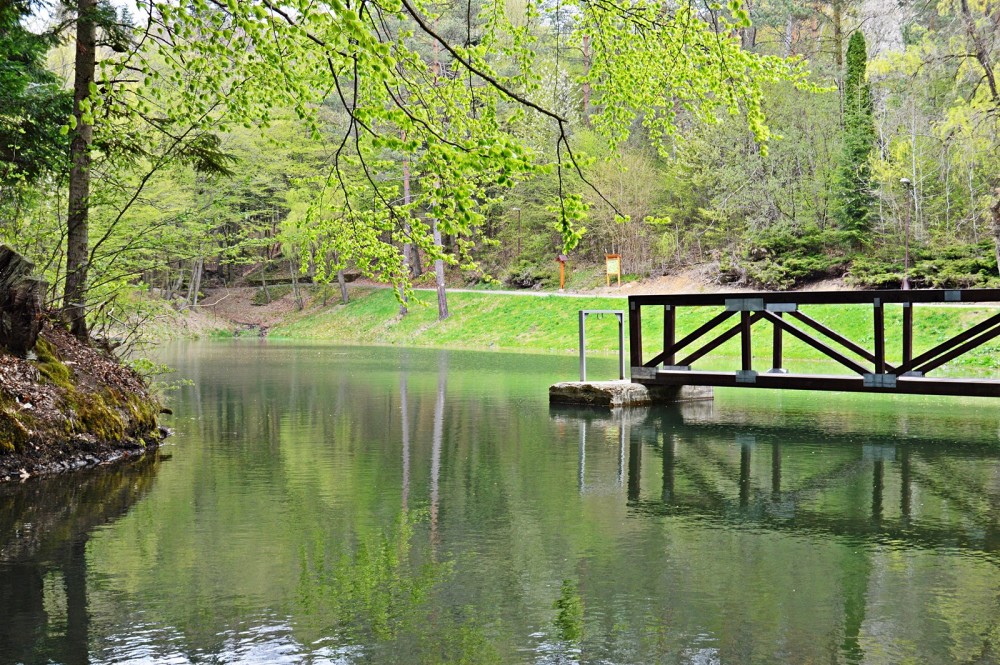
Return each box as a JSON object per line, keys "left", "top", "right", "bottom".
{"left": 605, "top": 254, "right": 621, "bottom": 287}
{"left": 556, "top": 254, "right": 569, "bottom": 290}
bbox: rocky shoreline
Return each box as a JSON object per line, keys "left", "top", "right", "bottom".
{"left": 0, "top": 322, "right": 165, "bottom": 484}
{"left": 0, "top": 436, "right": 165, "bottom": 483}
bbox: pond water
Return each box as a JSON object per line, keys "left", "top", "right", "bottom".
{"left": 4, "top": 341, "right": 1000, "bottom": 664}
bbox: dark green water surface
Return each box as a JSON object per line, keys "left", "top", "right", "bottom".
{"left": 5, "top": 341, "right": 1000, "bottom": 664}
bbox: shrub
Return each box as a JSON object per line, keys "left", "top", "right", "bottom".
{"left": 737, "top": 225, "right": 851, "bottom": 289}
{"left": 503, "top": 259, "right": 557, "bottom": 289}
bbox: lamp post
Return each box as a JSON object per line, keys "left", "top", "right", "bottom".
{"left": 900, "top": 178, "right": 912, "bottom": 290}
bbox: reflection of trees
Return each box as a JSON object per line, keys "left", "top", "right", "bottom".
{"left": 558, "top": 401, "right": 1000, "bottom": 662}
{"left": 294, "top": 511, "right": 442, "bottom": 645}
{"left": 430, "top": 352, "right": 447, "bottom": 551}
{"left": 0, "top": 455, "right": 159, "bottom": 664}
{"left": 136, "top": 343, "right": 1000, "bottom": 663}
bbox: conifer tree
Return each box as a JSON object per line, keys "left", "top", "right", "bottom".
{"left": 835, "top": 31, "right": 876, "bottom": 242}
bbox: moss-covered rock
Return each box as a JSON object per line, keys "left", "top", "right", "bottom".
{"left": 1, "top": 322, "right": 164, "bottom": 481}
{"left": 0, "top": 406, "right": 30, "bottom": 453}
{"left": 33, "top": 337, "right": 72, "bottom": 390}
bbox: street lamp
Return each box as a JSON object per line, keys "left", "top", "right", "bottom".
{"left": 900, "top": 178, "right": 912, "bottom": 290}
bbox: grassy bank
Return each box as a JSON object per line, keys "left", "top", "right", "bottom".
{"left": 267, "top": 288, "right": 1000, "bottom": 372}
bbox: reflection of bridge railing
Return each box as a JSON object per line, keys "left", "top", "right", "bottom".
{"left": 554, "top": 403, "right": 1000, "bottom": 559}
{"left": 628, "top": 289, "right": 1000, "bottom": 397}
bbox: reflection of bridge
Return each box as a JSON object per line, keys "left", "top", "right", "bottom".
{"left": 628, "top": 289, "right": 1000, "bottom": 397}
{"left": 553, "top": 403, "right": 1000, "bottom": 559}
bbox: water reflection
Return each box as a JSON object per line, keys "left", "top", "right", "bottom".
{"left": 556, "top": 400, "right": 1000, "bottom": 663}
{"left": 0, "top": 454, "right": 159, "bottom": 664}
{"left": 559, "top": 401, "right": 1000, "bottom": 557}
{"left": 7, "top": 342, "right": 1000, "bottom": 664}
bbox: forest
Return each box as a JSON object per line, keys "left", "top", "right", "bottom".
{"left": 1, "top": 0, "right": 999, "bottom": 339}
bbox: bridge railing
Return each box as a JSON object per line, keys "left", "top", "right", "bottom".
{"left": 627, "top": 289, "right": 1000, "bottom": 397}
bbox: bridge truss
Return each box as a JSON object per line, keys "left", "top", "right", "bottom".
{"left": 628, "top": 289, "right": 1000, "bottom": 398}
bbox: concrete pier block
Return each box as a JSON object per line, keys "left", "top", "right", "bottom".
{"left": 548, "top": 380, "right": 713, "bottom": 408}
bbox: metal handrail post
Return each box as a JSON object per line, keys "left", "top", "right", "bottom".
{"left": 617, "top": 312, "right": 625, "bottom": 380}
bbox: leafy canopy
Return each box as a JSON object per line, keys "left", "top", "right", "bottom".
{"left": 98, "top": 0, "right": 812, "bottom": 290}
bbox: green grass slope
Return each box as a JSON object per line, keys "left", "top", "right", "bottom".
{"left": 268, "top": 288, "right": 1000, "bottom": 372}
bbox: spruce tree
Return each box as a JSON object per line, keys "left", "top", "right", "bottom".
{"left": 835, "top": 31, "right": 876, "bottom": 243}
{"left": 0, "top": 1, "right": 71, "bottom": 188}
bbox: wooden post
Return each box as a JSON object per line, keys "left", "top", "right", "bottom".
{"left": 874, "top": 300, "right": 885, "bottom": 373}
{"left": 740, "top": 311, "right": 752, "bottom": 372}
{"left": 902, "top": 303, "right": 913, "bottom": 367}
{"left": 663, "top": 305, "right": 675, "bottom": 365}
{"left": 628, "top": 301, "right": 642, "bottom": 369}
{"left": 772, "top": 312, "right": 783, "bottom": 371}
{"left": 559, "top": 261, "right": 565, "bottom": 290}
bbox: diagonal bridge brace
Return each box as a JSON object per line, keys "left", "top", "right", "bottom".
{"left": 787, "top": 311, "right": 895, "bottom": 372}
{"left": 893, "top": 311, "right": 1000, "bottom": 376}
{"left": 644, "top": 310, "right": 735, "bottom": 368}
{"left": 761, "top": 311, "right": 870, "bottom": 375}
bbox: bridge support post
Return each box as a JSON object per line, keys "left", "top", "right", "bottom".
{"left": 902, "top": 303, "right": 913, "bottom": 366}
{"left": 628, "top": 302, "right": 642, "bottom": 369}
{"left": 771, "top": 312, "right": 784, "bottom": 372}
{"left": 663, "top": 306, "right": 675, "bottom": 366}
{"left": 740, "top": 311, "right": 752, "bottom": 371}
{"left": 874, "top": 300, "right": 885, "bottom": 373}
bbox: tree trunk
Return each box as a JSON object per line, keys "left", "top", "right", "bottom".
{"left": 992, "top": 188, "right": 1000, "bottom": 276}
{"left": 582, "top": 33, "right": 591, "bottom": 122}
{"left": 337, "top": 268, "right": 348, "bottom": 305}
{"left": 832, "top": 0, "right": 844, "bottom": 68}
{"left": 64, "top": 0, "right": 97, "bottom": 340}
{"left": 187, "top": 258, "right": 203, "bottom": 308}
{"left": 959, "top": 0, "right": 998, "bottom": 103}
{"left": 783, "top": 15, "right": 795, "bottom": 56}
{"left": 740, "top": 0, "right": 757, "bottom": 50}
{"left": 400, "top": 149, "right": 411, "bottom": 316}
{"left": 432, "top": 218, "right": 448, "bottom": 320}
{"left": 0, "top": 246, "right": 46, "bottom": 357}
{"left": 289, "top": 259, "right": 303, "bottom": 310}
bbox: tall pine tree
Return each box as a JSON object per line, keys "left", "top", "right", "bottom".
{"left": 835, "top": 31, "right": 876, "bottom": 243}
{"left": 0, "top": 0, "right": 71, "bottom": 189}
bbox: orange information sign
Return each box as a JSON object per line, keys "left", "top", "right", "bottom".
{"left": 605, "top": 254, "right": 621, "bottom": 287}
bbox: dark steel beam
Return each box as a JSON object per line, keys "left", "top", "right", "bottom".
{"left": 789, "top": 310, "right": 894, "bottom": 371}
{"left": 772, "top": 313, "right": 783, "bottom": 371}
{"left": 762, "top": 311, "right": 869, "bottom": 375}
{"left": 894, "top": 310, "right": 1000, "bottom": 375}
{"left": 741, "top": 311, "right": 752, "bottom": 372}
{"left": 663, "top": 305, "right": 676, "bottom": 366}
{"left": 629, "top": 302, "right": 642, "bottom": 368}
{"left": 874, "top": 302, "right": 885, "bottom": 374}
{"left": 635, "top": 369, "right": 1000, "bottom": 397}
{"left": 914, "top": 321, "right": 1000, "bottom": 374}
{"left": 629, "top": 288, "right": 1000, "bottom": 308}
{"left": 902, "top": 303, "right": 913, "bottom": 366}
{"left": 645, "top": 310, "right": 735, "bottom": 368}
{"left": 677, "top": 312, "right": 764, "bottom": 367}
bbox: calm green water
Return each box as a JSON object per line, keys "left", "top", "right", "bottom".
{"left": 4, "top": 341, "right": 1000, "bottom": 664}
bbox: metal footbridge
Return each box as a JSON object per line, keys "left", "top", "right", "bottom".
{"left": 627, "top": 288, "right": 1000, "bottom": 397}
